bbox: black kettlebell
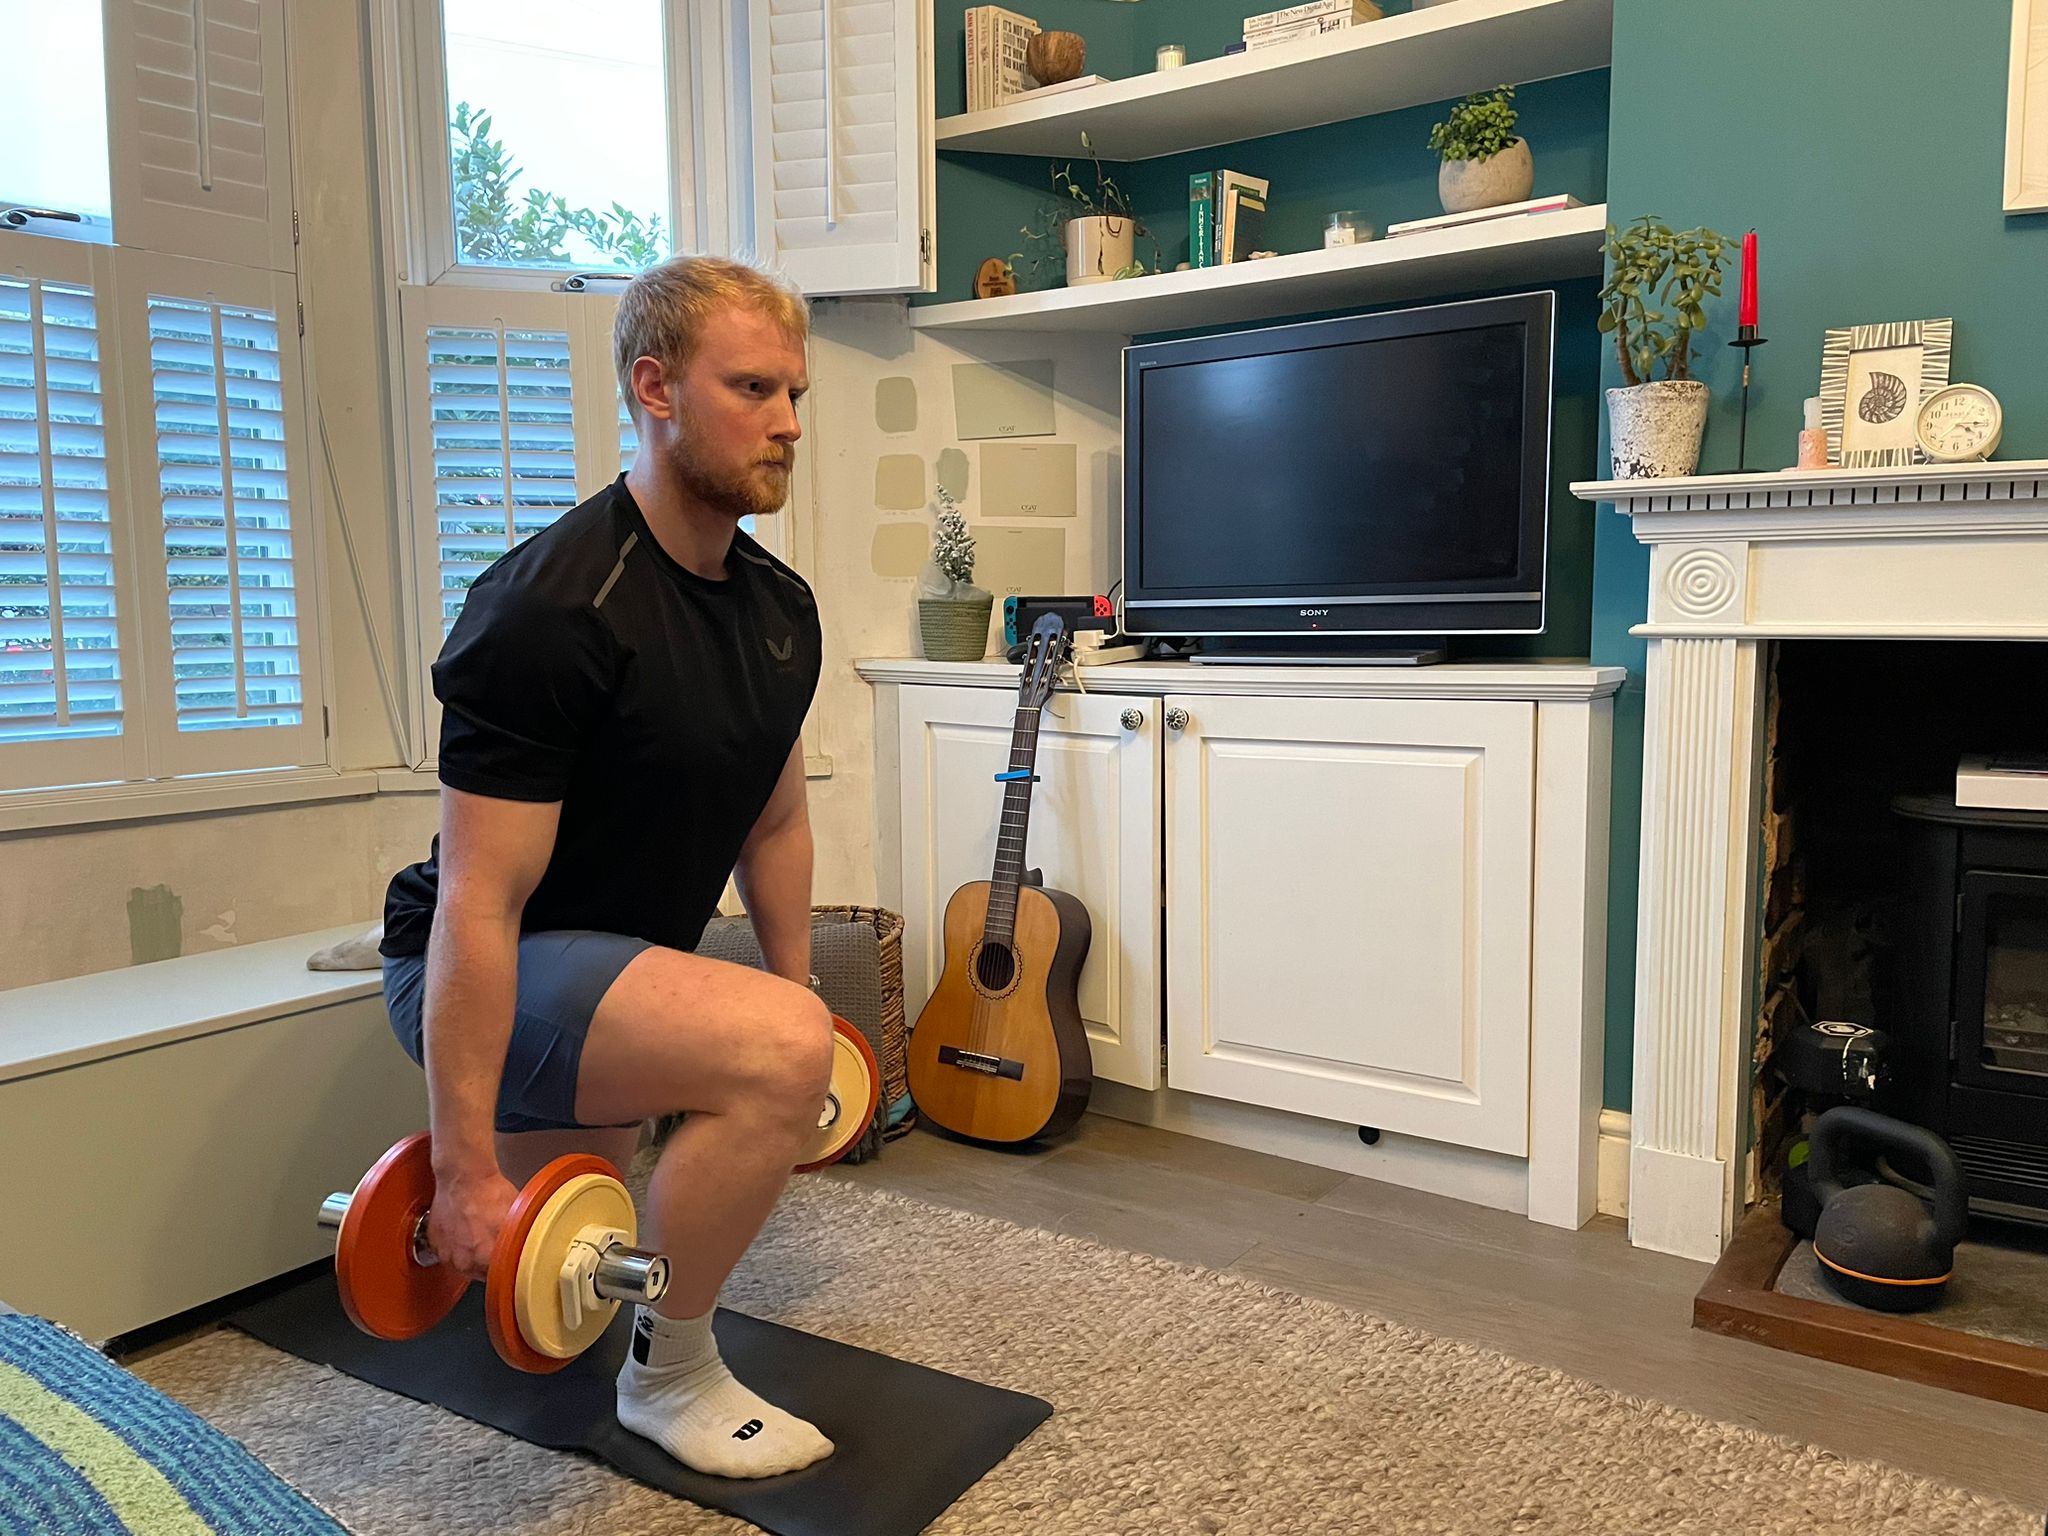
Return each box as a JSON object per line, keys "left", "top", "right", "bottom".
{"left": 1808, "top": 1106, "right": 1968, "bottom": 1313}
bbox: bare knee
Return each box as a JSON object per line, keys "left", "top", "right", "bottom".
{"left": 732, "top": 980, "right": 834, "bottom": 1125}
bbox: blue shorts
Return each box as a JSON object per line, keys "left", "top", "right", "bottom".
{"left": 383, "top": 929, "right": 652, "bottom": 1134}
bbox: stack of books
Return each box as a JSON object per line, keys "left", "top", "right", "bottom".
{"left": 965, "top": 5, "right": 1039, "bottom": 113}
{"left": 1242, "top": 0, "right": 1383, "bottom": 52}
{"left": 1188, "top": 170, "right": 1270, "bottom": 268}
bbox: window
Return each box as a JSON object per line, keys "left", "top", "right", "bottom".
{"left": 441, "top": 0, "right": 672, "bottom": 272}
{"left": 0, "top": 0, "right": 322, "bottom": 795}
{"left": 0, "top": 1, "right": 113, "bottom": 242}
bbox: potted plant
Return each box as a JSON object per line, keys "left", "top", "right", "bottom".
{"left": 1007, "top": 131, "right": 1161, "bottom": 288}
{"left": 1598, "top": 215, "right": 1733, "bottom": 478}
{"left": 916, "top": 487, "right": 994, "bottom": 660}
{"left": 1427, "top": 84, "right": 1532, "bottom": 215}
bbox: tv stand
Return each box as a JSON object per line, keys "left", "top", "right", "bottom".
{"left": 1186, "top": 637, "right": 1448, "bottom": 667}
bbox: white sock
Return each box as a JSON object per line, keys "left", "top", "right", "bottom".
{"left": 616, "top": 1306, "right": 834, "bottom": 1479}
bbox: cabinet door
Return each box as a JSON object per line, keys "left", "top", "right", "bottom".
{"left": 898, "top": 685, "right": 1161, "bottom": 1088}
{"left": 1164, "top": 693, "right": 1534, "bottom": 1153}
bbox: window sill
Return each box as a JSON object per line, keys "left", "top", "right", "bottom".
{"left": 1, "top": 754, "right": 836, "bottom": 837}
{"left": 0, "top": 768, "right": 386, "bottom": 836}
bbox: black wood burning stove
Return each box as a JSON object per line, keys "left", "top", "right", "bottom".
{"left": 1883, "top": 796, "right": 2048, "bottom": 1222}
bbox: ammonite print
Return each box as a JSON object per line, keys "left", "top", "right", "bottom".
{"left": 1856, "top": 370, "right": 1909, "bottom": 424}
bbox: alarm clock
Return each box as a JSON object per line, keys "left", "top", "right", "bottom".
{"left": 1915, "top": 382, "right": 2002, "bottom": 463}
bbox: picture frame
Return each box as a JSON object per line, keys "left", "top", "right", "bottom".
{"left": 2008, "top": 0, "right": 2048, "bottom": 214}
{"left": 1818, "top": 318, "right": 1953, "bottom": 469}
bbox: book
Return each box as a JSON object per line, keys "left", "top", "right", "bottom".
{"left": 1246, "top": 15, "right": 1358, "bottom": 50}
{"left": 1243, "top": 0, "right": 1381, "bottom": 33}
{"left": 965, "top": 6, "right": 1038, "bottom": 111}
{"left": 1958, "top": 753, "right": 2048, "bottom": 812}
{"left": 1188, "top": 171, "right": 1217, "bottom": 270}
{"left": 1213, "top": 169, "right": 1270, "bottom": 264}
{"left": 1222, "top": 188, "right": 1268, "bottom": 263}
{"left": 1384, "top": 194, "right": 1586, "bottom": 238}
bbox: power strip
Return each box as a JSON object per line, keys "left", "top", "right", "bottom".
{"left": 1070, "top": 639, "right": 1149, "bottom": 666}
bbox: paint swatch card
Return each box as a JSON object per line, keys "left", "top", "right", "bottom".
{"left": 952, "top": 360, "right": 1056, "bottom": 438}
{"left": 980, "top": 442, "right": 1077, "bottom": 519}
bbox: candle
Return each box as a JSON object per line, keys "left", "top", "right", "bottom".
{"left": 1739, "top": 230, "right": 1758, "bottom": 329}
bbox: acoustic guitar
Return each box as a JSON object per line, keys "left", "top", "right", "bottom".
{"left": 908, "top": 614, "right": 1093, "bottom": 1145}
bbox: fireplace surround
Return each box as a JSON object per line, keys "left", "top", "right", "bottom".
{"left": 1574, "top": 460, "right": 2048, "bottom": 1260}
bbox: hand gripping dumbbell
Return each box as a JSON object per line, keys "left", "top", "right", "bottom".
{"left": 318, "top": 1134, "right": 671, "bottom": 1374}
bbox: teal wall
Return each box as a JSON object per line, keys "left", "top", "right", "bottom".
{"left": 1591, "top": 0, "right": 2048, "bottom": 1108}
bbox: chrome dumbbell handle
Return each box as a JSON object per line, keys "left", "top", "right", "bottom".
{"left": 317, "top": 1189, "right": 669, "bottom": 1305}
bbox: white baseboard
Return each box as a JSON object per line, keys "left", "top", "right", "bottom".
{"left": 1628, "top": 1143, "right": 1729, "bottom": 1262}
{"left": 1091, "top": 1083, "right": 1635, "bottom": 1231}
{"left": 1090, "top": 1080, "right": 1531, "bottom": 1215}
{"left": 1598, "top": 1109, "right": 1630, "bottom": 1220}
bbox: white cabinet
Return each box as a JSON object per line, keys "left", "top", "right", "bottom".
{"left": 867, "top": 660, "right": 1616, "bottom": 1228}
{"left": 1162, "top": 693, "right": 1533, "bottom": 1153}
{"left": 896, "top": 684, "right": 1162, "bottom": 1088}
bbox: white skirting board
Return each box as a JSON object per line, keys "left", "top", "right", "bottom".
{"left": 1090, "top": 1081, "right": 1633, "bottom": 1224}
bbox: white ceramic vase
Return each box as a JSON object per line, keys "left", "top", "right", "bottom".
{"left": 1064, "top": 214, "right": 1135, "bottom": 286}
{"left": 1437, "top": 138, "right": 1534, "bottom": 215}
{"left": 1606, "top": 380, "right": 1711, "bottom": 479}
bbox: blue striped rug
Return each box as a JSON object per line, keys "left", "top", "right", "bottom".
{"left": 0, "top": 1315, "right": 349, "bottom": 1535}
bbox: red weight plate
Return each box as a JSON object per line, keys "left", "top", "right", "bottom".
{"left": 485, "top": 1153, "right": 622, "bottom": 1374}
{"left": 334, "top": 1132, "right": 469, "bottom": 1340}
{"left": 794, "top": 1016, "right": 883, "bottom": 1173}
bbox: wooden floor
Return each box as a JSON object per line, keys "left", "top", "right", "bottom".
{"left": 824, "top": 1113, "right": 2048, "bottom": 1511}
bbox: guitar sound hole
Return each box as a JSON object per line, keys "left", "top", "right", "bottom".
{"left": 973, "top": 943, "right": 1018, "bottom": 993}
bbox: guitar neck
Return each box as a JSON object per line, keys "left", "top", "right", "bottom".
{"left": 983, "top": 705, "right": 1043, "bottom": 947}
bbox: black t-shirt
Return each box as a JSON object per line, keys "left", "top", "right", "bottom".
{"left": 381, "top": 477, "right": 822, "bottom": 958}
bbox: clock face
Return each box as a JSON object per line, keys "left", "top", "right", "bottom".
{"left": 1916, "top": 384, "right": 2002, "bottom": 462}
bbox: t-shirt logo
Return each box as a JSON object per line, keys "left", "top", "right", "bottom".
{"left": 765, "top": 635, "right": 793, "bottom": 662}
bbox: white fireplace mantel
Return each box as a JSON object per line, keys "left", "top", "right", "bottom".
{"left": 1572, "top": 460, "right": 2048, "bottom": 1260}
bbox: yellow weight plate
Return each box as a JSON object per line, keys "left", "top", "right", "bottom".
{"left": 795, "top": 1017, "right": 882, "bottom": 1172}
{"left": 511, "top": 1172, "right": 638, "bottom": 1361}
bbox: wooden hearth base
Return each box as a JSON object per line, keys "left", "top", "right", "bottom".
{"left": 1695, "top": 1205, "right": 2048, "bottom": 1412}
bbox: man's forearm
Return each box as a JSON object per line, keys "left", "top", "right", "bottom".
{"left": 421, "top": 904, "right": 520, "bottom": 1178}
{"left": 733, "top": 815, "right": 814, "bottom": 986}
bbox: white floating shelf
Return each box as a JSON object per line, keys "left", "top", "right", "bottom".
{"left": 909, "top": 204, "right": 1607, "bottom": 334}
{"left": 936, "top": 0, "right": 1613, "bottom": 162}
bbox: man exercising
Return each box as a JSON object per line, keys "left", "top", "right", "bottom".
{"left": 380, "top": 256, "right": 833, "bottom": 1479}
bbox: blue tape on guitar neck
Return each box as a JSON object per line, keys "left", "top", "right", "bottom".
{"left": 994, "top": 770, "right": 1040, "bottom": 782}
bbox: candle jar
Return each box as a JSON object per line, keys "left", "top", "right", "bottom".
{"left": 1155, "top": 43, "right": 1185, "bottom": 69}
{"left": 1324, "top": 211, "right": 1374, "bottom": 248}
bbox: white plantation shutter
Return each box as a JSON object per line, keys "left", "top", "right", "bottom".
{"left": 751, "top": 0, "right": 930, "bottom": 295}
{"left": 0, "top": 244, "right": 144, "bottom": 792}
{"left": 399, "top": 289, "right": 589, "bottom": 657}
{"left": 575, "top": 293, "right": 632, "bottom": 495}
{"left": 118, "top": 251, "right": 322, "bottom": 776}
{"left": 103, "top": 0, "right": 296, "bottom": 274}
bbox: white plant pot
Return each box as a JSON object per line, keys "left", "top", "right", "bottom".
{"left": 1064, "top": 214, "right": 1135, "bottom": 286}
{"left": 1437, "top": 138, "right": 1534, "bottom": 215}
{"left": 1606, "top": 380, "right": 1711, "bottom": 480}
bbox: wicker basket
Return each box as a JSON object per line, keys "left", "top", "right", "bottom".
{"left": 810, "top": 903, "right": 914, "bottom": 1155}
{"left": 918, "top": 596, "right": 994, "bottom": 661}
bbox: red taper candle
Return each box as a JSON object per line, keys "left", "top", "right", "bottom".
{"left": 1738, "top": 230, "right": 1758, "bottom": 329}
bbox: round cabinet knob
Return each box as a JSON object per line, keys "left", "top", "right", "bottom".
{"left": 1165, "top": 707, "right": 1189, "bottom": 732}
{"left": 1120, "top": 708, "right": 1143, "bottom": 731}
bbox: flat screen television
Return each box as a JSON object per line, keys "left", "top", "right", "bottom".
{"left": 1119, "top": 291, "right": 1555, "bottom": 657}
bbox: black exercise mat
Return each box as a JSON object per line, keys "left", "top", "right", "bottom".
{"left": 230, "top": 1273, "right": 1050, "bottom": 1536}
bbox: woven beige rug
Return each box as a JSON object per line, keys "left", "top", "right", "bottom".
{"left": 130, "top": 1177, "right": 2037, "bottom": 1536}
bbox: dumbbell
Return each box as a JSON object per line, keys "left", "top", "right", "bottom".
{"left": 318, "top": 1134, "right": 671, "bottom": 1374}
